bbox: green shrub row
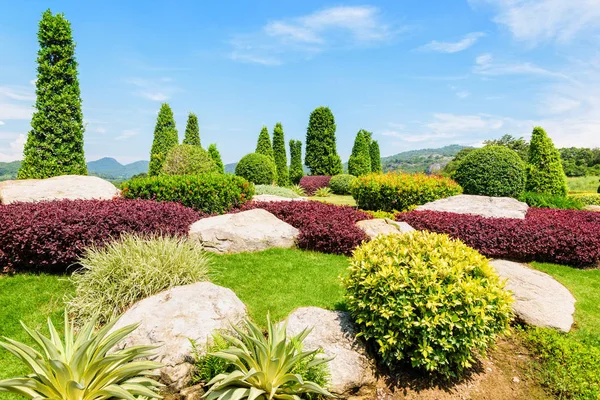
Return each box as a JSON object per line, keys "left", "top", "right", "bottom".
{"left": 567, "top": 192, "right": 600, "bottom": 207}
{"left": 328, "top": 174, "right": 357, "bottom": 195}
{"left": 519, "top": 192, "right": 583, "bottom": 210}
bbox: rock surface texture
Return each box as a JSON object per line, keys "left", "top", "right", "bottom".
{"left": 0, "top": 175, "right": 120, "bottom": 204}
{"left": 251, "top": 194, "right": 308, "bottom": 202}
{"left": 356, "top": 218, "right": 415, "bottom": 239}
{"left": 188, "top": 208, "right": 299, "bottom": 253}
{"left": 490, "top": 260, "right": 575, "bottom": 332}
{"left": 111, "top": 282, "right": 247, "bottom": 389}
{"left": 284, "top": 307, "right": 377, "bottom": 396}
{"left": 584, "top": 205, "right": 600, "bottom": 212}
{"left": 416, "top": 194, "right": 529, "bottom": 219}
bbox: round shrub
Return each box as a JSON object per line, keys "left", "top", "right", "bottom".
{"left": 344, "top": 232, "right": 513, "bottom": 377}
{"left": 454, "top": 146, "right": 526, "bottom": 197}
{"left": 67, "top": 233, "right": 210, "bottom": 325}
{"left": 235, "top": 153, "right": 277, "bottom": 185}
{"left": 328, "top": 174, "right": 357, "bottom": 195}
{"left": 162, "top": 144, "right": 218, "bottom": 175}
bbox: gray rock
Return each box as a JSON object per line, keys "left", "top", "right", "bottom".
{"left": 252, "top": 194, "right": 308, "bottom": 202}
{"left": 584, "top": 205, "right": 600, "bottom": 212}
{"left": 426, "top": 163, "right": 442, "bottom": 175}
{"left": 188, "top": 209, "right": 299, "bottom": 254}
{"left": 356, "top": 218, "right": 415, "bottom": 239}
{"left": 111, "top": 282, "right": 247, "bottom": 389}
{"left": 490, "top": 260, "right": 576, "bottom": 332}
{"left": 416, "top": 194, "right": 529, "bottom": 219}
{"left": 0, "top": 175, "right": 120, "bottom": 204}
{"left": 285, "top": 307, "right": 377, "bottom": 396}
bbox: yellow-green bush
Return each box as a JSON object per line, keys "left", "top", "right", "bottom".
{"left": 343, "top": 232, "right": 513, "bottom": 377}
{"left": 568, "top": 192, "right": 600, "bottom": 207}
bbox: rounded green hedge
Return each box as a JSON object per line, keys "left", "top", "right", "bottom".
{"left": 328, "top": 174, "right": 357, "bottom": 195}
{"left": 162, "top": 144, "right": 218, "bottom": 176}
{"left": 454, "top": 146, "right": 526, "bottom": 197}
{"left": 235, "top": 153, "right": 277, "bottom": 185}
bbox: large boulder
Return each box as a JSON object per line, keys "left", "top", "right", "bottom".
{"left": 188, "top": 208, "right": 299, "bottom": 254}
{"left": 0, "top": 175, "right": 120, "bottom": 205}
{"left": 490, "top": 260, "right": 575, "bottom": 332}
{"left": 416, "top": 194, "right": 529, "bottom": 219}
{"left": 284, "top": 307, "right": 377, "bottom": 396}
{"left": 110, "top": 282, "right": 247, "bottom": 389}
{"left": 356, "top": 218, "right": 414, "bottom": 239}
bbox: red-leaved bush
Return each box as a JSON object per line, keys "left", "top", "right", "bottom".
{"left": 299, "top": 176, "right": 332, "bottom": 196}
{"left": 0, "top": 199, "right": 203, "bottom": 273}
{"left": 242, "top": 201, "right": 371, "bottom": 255}
{"left": 397, "top": 208, "right": 600, "bottom": 267}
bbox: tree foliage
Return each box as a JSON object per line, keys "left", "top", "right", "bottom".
{"left": 370, "top": 140, "right": 382, "bottom": 173}
{"left": 18, "top": 9, "right": 87, "bottom": 179}
{"left": 272, "top": 122, "right": 289, "bottom": 186}
{"left": 483, "top": 134, "right": 529, "bottom": 162}
{"left": 304, "top": 107, "right": 342, "bottom": 176}
{"left": 183, "top": 112, "right": 201, "bottom": 147}
{"left": 161, "top": 144, "right": 217, "bottom": 176}
{"left": 348, "top": 130, "right": 372, "bottom": 176}
{"left": 289, "top": 140, "right": 304, "bottom": 184}
{"left": 148, "top": 103, "right": 178, "bottom": 176}
{"left": 208, "top": 143, "right": 225, "bottom": 173}
{"left": 256, "top": 126, "right": 274, "bottom": 160}
{"left": 526, "top": 127, "right": 568, "bottom": 196}
{"left": 235, "top": 153, "right": 277, "bottom": 185}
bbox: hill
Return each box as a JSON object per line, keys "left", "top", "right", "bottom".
{"left": 381, "top": 144, "right": 469, "bottom": 173}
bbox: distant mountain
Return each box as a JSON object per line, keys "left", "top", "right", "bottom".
{"left": 0, "top": 161, "right": 21, "bottom": 180}
{"left": 381, "top": 144, "right": 469, "bottom": 173}
{"left": 87, "top": 157, "right": 148, "bottom": 180}
{"left": 224, "top": 162, "right": 237, "bottom": 174}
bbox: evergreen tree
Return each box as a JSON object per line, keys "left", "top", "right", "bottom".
{"left": 148, "top": 103, "right": 178, "bottom": 176}
{"left": 348, "top": 130, "right": 372, "bottom": 176}
{"left": 183, "top": 112, "right": 200, "bottom": 147}
{"left": 18, "top": 9, "right": 87, "bottom": 179}
{"left": 289, "top": 140, "right": 304, "bottom": 184}
{"left": 304, "top": 107, "right": 343, "bottom": 176}
{"left": 272, "top": 122, "right": 289, "bottom": 186}
{"left": 370, "top": 140, "right": 382, "bottom": 173}
{"left": 208, "top": 143, "right": 225, "bottom": 173}
{"left": 256, "top": 126, "right": 274, "bottom": 160}
{"left": 526, "top": 126, "right": 568, "bottom": 196}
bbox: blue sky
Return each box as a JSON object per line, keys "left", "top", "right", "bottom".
{"left": 0, "top": 0, "right": 599, "bottom": 164}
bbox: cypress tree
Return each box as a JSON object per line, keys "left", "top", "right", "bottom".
{"left": 208, "top": 143, "right": 225, "bottom": 173}
{"left": 304, "top": 106, "right": 343, "bottom": 176}
{"left": 148, "top": 103, "right": 178, "bottom": 176}
{"left": 183, "top": 112, "right": 200, "bottom": 147}
{"left": 256, "top": 126, "right": 274, "bottom": 160}
{"left": 272, "top": 122, "right": 289, "bottom": 186}
{"left": 370, "top": 140, "right": 382, "bottom": 173}
{"left": 526, "top": 126, "right": 568, "bottom": 196}
{"left": 289, "top": 140, "right": 304, "bottom": 184}
{"left": 348, "top": 130, "right": 372, "bottom": 176}
{"left": 18, "top": 9, "right": 87, "bottom": 179}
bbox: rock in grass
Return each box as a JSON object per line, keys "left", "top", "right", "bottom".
{"left": 188, "top": 208, "right": 299, "bottom": 253}
{"left": 356, "top": 218, "right": 414, "bottom": 239}
{"left": 251, "top": 194, "right": 308, "bottom": 202}
{"left": 490, "top": 260, "right": 575, "bottom": 332}
{"left": 416, "top": 194, "right": 529, "bottom": 219}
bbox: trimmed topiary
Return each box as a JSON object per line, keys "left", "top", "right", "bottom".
{"left": 149, "top": 103, "right": 178, "bottom": 176}
{"left": 305, "top": 107, "right": 343, "bottom": 176}
{"left": 370, "top": 140, "right": 382, "bottom": 173}
{"left": 272, "top": 122, "right": 289, "bottom": 186}
{"left": 256, "top": 126, "right": 274, "bottom": 160}
{"left": 526, "top": 127, "right": 568, "bottom": 196}
{"left": 183, "top": 112, "right": 201, "bottom": 147}
{"left": 454, "top": 145, "right": 526, "bottom": 197}
{"left": 289, "top": 140, "right": 304, "bottom": 184}
{"left": 348, "top": 130, "right": 372, "bottom": 177}
{"left": 328, "top": 174, "right": 357, "bottom": 195}
{"left": 235, "top": 153, "right": 277, "bottom": 185}
{"left": 208, "top": 143, "right": 225, "bottom": 173}
{"left": 344, "top": 231, "right": 513, "bottom": 377}
{"left": 161, "top": 144, "right": 217, "bottom": 175}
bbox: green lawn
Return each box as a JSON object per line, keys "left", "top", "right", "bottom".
{"left": 309, "top": 194, "right": 356, "bottom": 207}
{"left": 567, "top": 175, "right": 600, "bottom": 193}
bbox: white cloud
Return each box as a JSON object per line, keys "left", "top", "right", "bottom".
{"left": 0, "top": 121, "right": 4, "bottom": 125}
{"left": 382, "top": 130, "right": 457, "bottom": 142}
{"left": 426, "top": 113, "right": 504, "bottom": 133}
{"left": 473, "top": 53, "right": 576, "bottom": 82}
{"left": 0, "top": 86, "right": 35, "bottom": 101}
{"left": 0, "top": 103, "right": 33, "bottom": 120}
{"left": 116, "top": 128, "right": 140, "bottom": 141}
{"left": 540, "top": 95, "right": 581, "bottom": 115}
{"left": 93, "top": 127, "right": 107, "bottom": 134}
{"left": 0, "top": 134, "right": 25, "bottom": 162}
{"left": 456, "top": 90, "right": 470, "bottom": 99}
{"left": 419, "top": 32, "right": 485, "bottom": 53}
{"left": 126, "top": 78, "right": 179, "bottom": 101}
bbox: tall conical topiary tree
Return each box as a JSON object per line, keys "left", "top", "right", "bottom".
{"left": 289, "top": 139, "right": 304, "bottom": 184}
{"left": 18, "top": 9, "right": 87, "bottom": 179}
{"left": 348, "top": 130, "right": 372, "bottom": 176}
{"left": 183, "top": 112, "right": 200, "bottom": 147}
{"left": 256, "top": 126, "right": 274, "bottom": 160}
{"left": 148, "top": 103, "right": 178, "bottom": 176}
{"left": 370, "top": 139, "right": 382, "bottom": 173}
{"left": 208, "top": 143, "right": 225, "bottom": 173}
{"left": 272, "top": 122, "right": 289, "bottom": 186}
{"left": 525, "top": 126, "right": 567, "bottom": 196}
{"left": 305, "top": 107, "right": 342, "bottom": 176}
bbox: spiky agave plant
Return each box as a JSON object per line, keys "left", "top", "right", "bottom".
{"left": 203, "top": 315, "right": 333, "bottom": 400}
{"left": 0, "top": 314, "right": 163, "bottom": 399}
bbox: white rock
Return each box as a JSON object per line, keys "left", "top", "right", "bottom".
{"left": 416, "top": 194, "right": 529, "bottom": 219}
{"left": 188, "top": 209, "right": 299, "bottom": 254}
{"left": 285, "top": 307, "right": 377, "bottom": 396}
{"left": 110, "top": 282, "right": 247, "bottom": 389}
{"left": 356, "top": 218, "right": 415, "bottom": 239}
{"left": 490, "top": 260, "right": 576, "bottom": 332}
{"left": 0, "top": 175, "right": 120, "bottom": 204}
{"left": 584, "top": 205, "right": 600, "bottom": 212}
{"left": 252, "top": 194, "right": 308, "bottom": 202}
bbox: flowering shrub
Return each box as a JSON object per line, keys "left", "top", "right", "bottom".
{"left": 0, "top": 199, "right": 202, "bottom": 273}
{"left": 243, "top": 201, "right": 371, "bottom": 255}
{"left": 299, "top": 176, "right": 331, "bottom": 196}
{"left": 351, "top": 172, "right": 462, "bottom": 212}
{"left": 398, "top": 208, "right": 600, "bottom": 267}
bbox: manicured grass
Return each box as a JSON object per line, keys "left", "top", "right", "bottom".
{"left": 210, "top": 248, "right": 349, "bottom": 327}
{"left": 309, "top": 194, "right": 356, "bottom": 207}
{"left": 567, "top": 175, "right": 600, "bottom": 193}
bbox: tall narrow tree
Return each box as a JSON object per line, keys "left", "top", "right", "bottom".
{"left": 256, "top": 126, "right": 274, "bottom": 160}
{"left": 370, "top": 140, "right": 382, "bottom": 173}
{"left": 183, "top": 112, "right": 200, "bottom": 147}
{"left": 148, "top": 103, "right": 178, "bottom": 176}
{"left": 525, "top": 126, "right": 568, "bottom": 196}
{"left": 348, "top": 130, "right": 372, "bottom": 176}
{"left": 272, "top": 122, "right": 289, "bottom": 186}
{"left": 289, "top": 140, "right": 304, "bottom": 184}
{"left": 304, "top": 107, "right": 342, "bottom": 176}
{"left": 18, "top": 9, "right": 87, "bottom": 179}
{"left": 208, "top": 143, "right": 225, "bottom": 173}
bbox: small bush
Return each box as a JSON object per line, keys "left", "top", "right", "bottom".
{"left": 299, "top": 176, "right": 332, "bottom": 196}
{"left": 344, "top": 232, "right": 513, "bottom": 377}
{"left": 568, "top": 192, "right": 600, "bottom": 207}
{"left": 526, "top": 127, "right": 568, "bottom": 196}
{"left": 363, "top": 210, "right": 397, "bottom": 219}
{"left": 519, "top": 192, "right": 583, "bottom": 210}
{"left": 162, "top": 144, "right": 217, "bottom": 176}
{"left": 454, "top": 146, "right": 526, "bottom": 197}
{"left": 122, "top": 173, "right": 254, "bottom": 214}
{"left": 290, "top": 184, "right": 306, "bottom": 196}
{"left": 191, "top": 333, "right": 233, "bottom": 384}
{"left": 350, "top": 172, "right": 462, "bottom": 212}
{"left": 254, "top": 185, "right": 300, "bottom": 198}
{"left": 235, "top": 153, "right": 277, "bottom": 185}
{"left": 328, "top": 174, "right": 357, "bottom": 195}
{"left": 314, "top": 187, "right": 332, "bottom": 197}
{"left": 67, "top": 234, "right": 210, "bottom": 325}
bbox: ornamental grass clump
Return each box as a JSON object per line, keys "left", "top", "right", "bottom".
{"left": 344, "top": 231, "right": 513, "bottom": 378}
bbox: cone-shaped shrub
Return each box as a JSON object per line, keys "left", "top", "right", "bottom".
{"left": 18, "top": 9, "right": 87, "bottom": 179}
{"left": 289, "top": 140, "right": 304, "bottom": 184}
{"left": 526, "top": 127, "right": 568, "bottom": 196}
{"left": 183, "top": 112, "right": 201, "bottom": 147}
{"left": 370, "top": 140, "right": 382, "bottom": 173}
{"left": 149, "top": 103, "right": 178, "bottom": 176}
{"left": 305, "top": 107, "right": 342, "bottom": 176}
{"left": 348, "top": 130, "right": 372, "bottom": 176}
{"left": 272, "top": 122, "right": 289, "bottom": 186}
{"left": 208, "top": 143, "right": 225, "bottom": 173}
{"left": 256, "top": 126, "right": 274, "bottom": 160}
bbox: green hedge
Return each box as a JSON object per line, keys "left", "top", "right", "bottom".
{"left": 328, "top": 174, "right": 357, "bottom": 195}
{"left": 235, "top": 153, "right": 277, "bottom": 185}
{"left": 567, "top": 193, "right": 600, "bottom": 207}
{"left": 519, "top": 192, "right": 583, "bottom": 210}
